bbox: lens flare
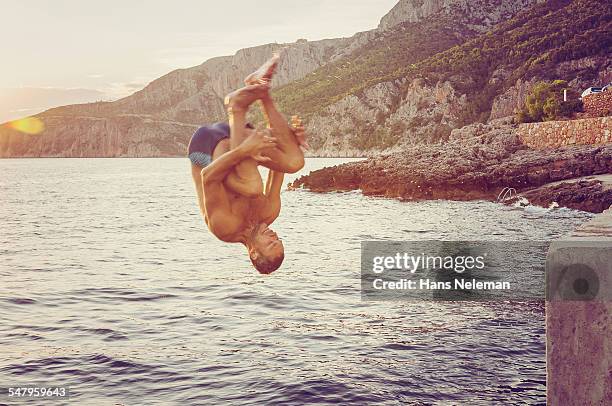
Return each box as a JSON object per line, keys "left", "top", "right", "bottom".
{"left": 8, "top": 117, "right": 45, "bottom": 135}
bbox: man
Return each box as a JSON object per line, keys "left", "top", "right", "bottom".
{"left": 188, "top": 55, "right": 307, "bottom": 274}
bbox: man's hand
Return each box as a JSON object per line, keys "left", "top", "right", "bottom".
{"left": 240, "top": 129, "right": 277, "bottom": 163}
{"left": 290, "top": 115, "right": 309, "bottom": 151}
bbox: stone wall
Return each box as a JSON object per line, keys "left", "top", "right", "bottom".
{"left": 583, "top": 89, "right": 612, "bottom": 117}
{"left": 518, "top": 116, "right": 611, "bottom": 149}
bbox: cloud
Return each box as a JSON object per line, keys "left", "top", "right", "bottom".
{"left": 102, "top": 80, "right": 147, "bottom": 99}
{"left": 9, "top": 107, "right": 45, "bottom": 113}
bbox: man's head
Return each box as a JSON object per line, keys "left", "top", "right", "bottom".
{"left": 246, "top": 223, "right": 284, "bottom": 274}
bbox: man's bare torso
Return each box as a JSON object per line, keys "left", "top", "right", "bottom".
{"left": 194, "top": 139, "right": 278, "bottom": 243}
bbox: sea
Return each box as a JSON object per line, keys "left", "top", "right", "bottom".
{"left": 0, "top": 158, "right": 594, "bottom": 405}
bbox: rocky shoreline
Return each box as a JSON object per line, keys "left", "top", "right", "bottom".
{"left": 290, "top": 120, "right": 612, "bottom": 213}
{"left": 512, "top": 175, "right": 612, "bottom": 213}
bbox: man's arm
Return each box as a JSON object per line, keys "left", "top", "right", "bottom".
{"left": 260, "top": 168, "right": 284, "bottom": 225}
{"left": 201, "top": 145, "right": 250, "bottom": 185}
{"left": 202, "top": 127, "right": 276, "bottom": 185}
{"left": 264, "top": 168, "right": 284, "bottom": 197}
{"left": 201, "top": 132, "right": 276, "bottom": 240}
{"left": 200, "top": 147, "right": 250, "bottom": 241}
{"left": 257, "top": 96, "right": 305, "bottom": 174}
{"left": 257, "top": 117, "right": 308, "bottom": 224}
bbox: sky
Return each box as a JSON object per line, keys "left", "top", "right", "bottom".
{"left": 0, "top": 0, "right": 398, "bottom": 122}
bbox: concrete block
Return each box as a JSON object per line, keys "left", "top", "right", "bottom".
{"left": 546, "top": 207, "right": 612, "bottom": 405}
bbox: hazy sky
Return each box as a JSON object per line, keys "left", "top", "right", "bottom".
{"left": 1, "top": 0, "right": 398, "bottom": 101}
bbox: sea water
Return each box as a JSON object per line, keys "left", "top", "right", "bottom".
{"left": 0, "top": 158, "right": 593, "bottom": 405}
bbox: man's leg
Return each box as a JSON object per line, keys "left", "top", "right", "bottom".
{"left": 258, "top": 96, "right": 305, "bottom": 174}
{"left": 222, "top": 84, "right": 269, "bottom": 198}
{"left": 244, "top": 55, "right": 305, "bottom": 174}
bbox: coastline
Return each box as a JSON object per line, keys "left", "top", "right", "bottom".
{"left": 290, "top": 121, "right": 612, "bottom": 213}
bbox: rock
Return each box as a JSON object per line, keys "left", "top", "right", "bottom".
{"left": 306, "top": 78, "right": 467, "bottom": 156}
{"left": 291, "top": 122, "right": 612, "bottom": 212}
{"left": 556, "top": 55, "right": 612, "bottom": 91}
{"left": 583, "top": 91, "right": 612, "bottom": 118}
{"left": 0, "top": 0, "right": 549, "bottom": 158}
{"left": 489, "top": 77, "right": 538, "bottom": 120}
{"left": 378, "top": 0, "right": 542, "bottom": 32}
{"left": 0, "top": 36, "right": 363, "bottom": 158}
{"left": 0, "top": 114, "right": 199, "bottom": 157}
{"left": 518, "top": 117, "right": 611, "bottom": 149}
{"left": 518, "top": 176, "right": 612, "bottom": 213}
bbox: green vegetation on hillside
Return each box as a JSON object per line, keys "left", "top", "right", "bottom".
{"left": 414, "top": 0, "right": 610, "bottom": 124}
{"left": 516, "top": 80, "right": 582, "bottom": 122}
{"left": 272, "top": 16, "right": 476, "bottom": 116}
{"left": 273, "top": 0, "right": 611, "bottom": 130}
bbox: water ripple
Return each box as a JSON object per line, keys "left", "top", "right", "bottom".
{"left": 0, "top": 158, "right": 593, "bottom": 404}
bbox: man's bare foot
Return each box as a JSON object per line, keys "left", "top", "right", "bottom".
{"left": 224, "top": 83, "right": 270, "bottom": 111}
{"left": 244, "top": 54, "right": 280, "bottom": 85}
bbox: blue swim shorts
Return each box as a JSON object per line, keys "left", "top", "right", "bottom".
{"left": 187, "top": 123, "right": 231, "bottom": 167}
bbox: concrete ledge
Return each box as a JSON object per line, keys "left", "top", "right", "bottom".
{"left": 546, "top": 207, "right": 611, "bottom": 405}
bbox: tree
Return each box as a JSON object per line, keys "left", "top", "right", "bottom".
{"left": 516, "top": 80, "right": 582, "bottom": 123}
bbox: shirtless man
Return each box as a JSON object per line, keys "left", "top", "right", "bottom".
{"left": 188, "top": 55, "right": 306, "bottom": 274}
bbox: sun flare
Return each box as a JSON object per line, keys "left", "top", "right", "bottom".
{"left": 7, "top": 116, "right": 45, "bottom": 135}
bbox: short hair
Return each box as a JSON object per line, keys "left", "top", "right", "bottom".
{"left": 250, "top": 251, "right": 284, "bottom": 274}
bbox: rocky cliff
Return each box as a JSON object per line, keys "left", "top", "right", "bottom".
{"left": 305, "top": 78, "right": 468, "bottom": 156}
{"left": 378, "top": 0, "right": 543, "bottom": 32}
{"left": 3, "top": 115, "right": 199, "bottom": 158}
{"left": 0, "top": 37, "right": 363, "bottom": 157}
{"left": 275, "top": 0, "right": 609, "bottom": 156}
{"left": 0, "top": 0, "right": 548, "bottom": 158}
